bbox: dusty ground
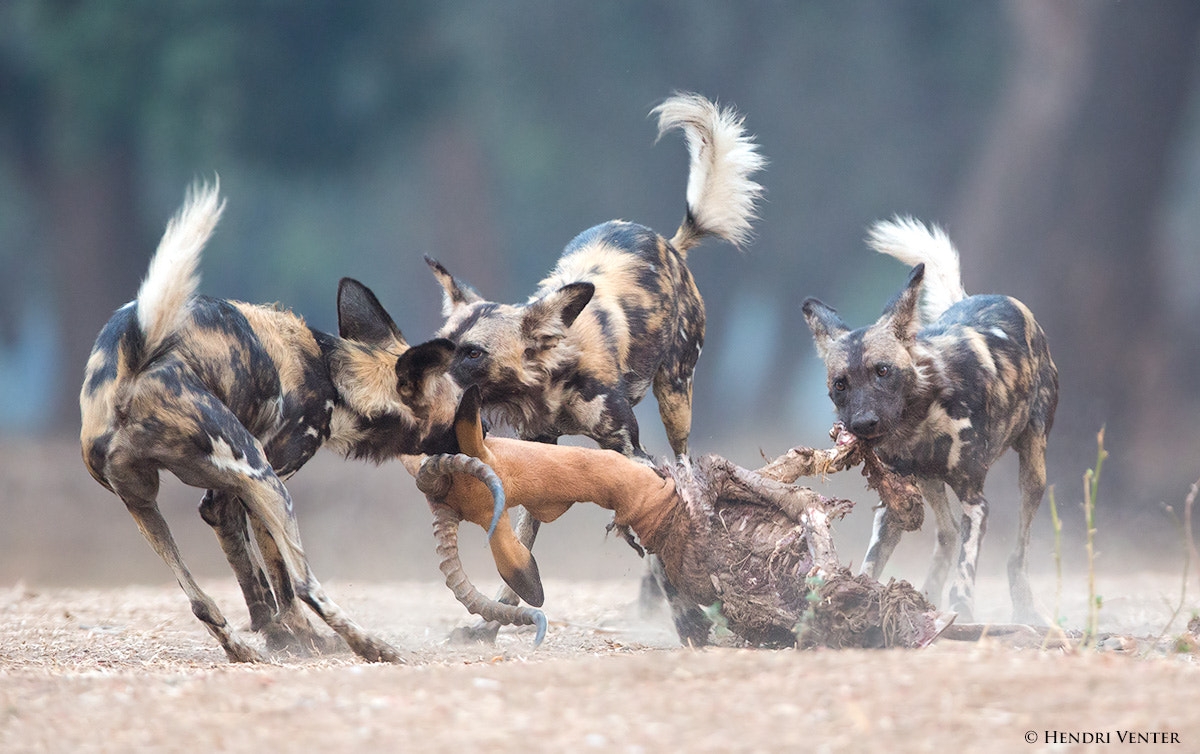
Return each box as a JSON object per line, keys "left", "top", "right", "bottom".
{"left": 3, "top": 439, "right": 1200, "bottom": 752}
{"left": 2, "top": 577, "right": 1199, "bottom": 753}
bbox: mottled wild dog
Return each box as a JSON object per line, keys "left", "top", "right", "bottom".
{"left": 802, "top": 218, "right": 1058, "bottom": 623}
{"left": 80, "top": 181, "right": 459, "bottom": 663}
{"left": 426, "top": 92, "right": 764, "bottom": 459}
{"left": 424, "top": 92, "right": 765, "bottom": 644}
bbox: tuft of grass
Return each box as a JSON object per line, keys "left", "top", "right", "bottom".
{"left": 1082, "top": 427, "right": 1106, "bottom": 648}
{"left": 1188, "top": 479, "right": 1200, "bottom": 609}
{"left": 1148, "top": 479, "right": 1200, "bottom": 655}
{"left": 1048, "top": 484, "right": 1064, "bottom": 627}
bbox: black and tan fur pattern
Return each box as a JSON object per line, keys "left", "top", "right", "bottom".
{"left": 427, "top": 92, "right": 764, "bottom": 460}
{"left": 80, "top": 182, "right": 459, "bottom": 663}
{"left": 802, "top": 217, "right": 1058, "bottom": 623}
{"left": 425, "top": 93, "right": 765, "bottom": 645}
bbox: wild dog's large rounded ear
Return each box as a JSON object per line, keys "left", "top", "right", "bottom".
{"left": 554, "top": 282, "right": 594, "bottom": 328}
{"left": 338, "top": 278, "right": 406, "bottom": 346}
{"left": 424, "top": 255, "right": 484, "bottom": 316}
{"left": 802, "top": 297, "right": 850, "bottom": 360}
{"left": 878, "top": 263, "right": 925, "bottom": 342}
{"left": 395, "top": 338, "right": 454, "bottom": 405}
{"left": 522, "top": 282, "right": 595, "bottom": 350}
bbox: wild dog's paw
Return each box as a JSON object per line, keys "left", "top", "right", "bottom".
{"left": 449, "top": 619, "right": 501, "bottom": 646}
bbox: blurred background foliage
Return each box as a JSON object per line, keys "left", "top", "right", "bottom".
{"left": 1, "top": 0, "right": 1198, "bottom": 522}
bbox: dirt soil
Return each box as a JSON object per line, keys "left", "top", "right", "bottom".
{"left": 3, "top": 439, "right": 1200, "bottom": 752}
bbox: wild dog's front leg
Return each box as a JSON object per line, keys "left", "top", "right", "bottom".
{"left": 653, "top": 367, "right": 694, "bottom": 459}
{"left": 918, "top": 479, "right": 959, "bottom": 607}
{"left": 861, "top": 505, "right": 904, "bottom": 579}
{"left": 585, "top": 391, "right": 646, "bottom": 459}
{"left": 198, "top": 490, "right": 277, "bottom": 632}
{"left": 648, "top": 555, "right": 712, "bottom": 647}
{"left": 948, "top": 488, "right": 989, "bottom": 623}
{"left": 635, "top": 549, "right": 713, "bottom": 647}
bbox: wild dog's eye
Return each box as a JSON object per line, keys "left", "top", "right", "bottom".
{"left": 875, "top": 364, "right": 891, "bottom": 378}
{"left": 463, "top": 347, "right": 484, "bottom": 361}
{"left": 833, "top": 377, "right": 848, "bottom": 392}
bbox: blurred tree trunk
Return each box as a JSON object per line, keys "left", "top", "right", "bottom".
{"left": 422, "top": 122, "right": 507, "bottom": 297}
{"left": 1, "top": 39, "right": 144, "bottom": 431}
{"left": 953, "top": 0, "right": 1200, "bottom": 500}
{"left": 35, "top": 143, "right": 144, "bottom": 429}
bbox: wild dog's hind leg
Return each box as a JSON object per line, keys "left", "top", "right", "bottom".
{"left": 113, "top": 467, "right": 264, "bottom": 663}
{"left": 919, "top": 479, "right": 960, "bottom": 607}
{"left": 198, "top": 490, "right": 276, "bottom": 632}
{"left": 231, "top": 463, "right": 403, "bottom": 663}
{"left": 175, "top": 393, "right": 403, "bottom": 663}
{"left": 948, "top": 484, "right": 989, "bottom": 623}
{"left": 246, "top": 515, "right": 343, "bottom": 655}
{"left": 199, "top": 490, "right": 330, "bottom": 653}
{"left": 1010, "top": 429, "right": 1049, "bottom": 624}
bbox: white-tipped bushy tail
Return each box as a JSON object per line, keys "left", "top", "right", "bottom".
{"left": 653, "top": 92, "right": 766, "bottom": 253}
{"left": 868, "top": 216, "right": 966, "bottom": 324}
{"left": 136, "top": 179, "right": 225, "bottom": 355}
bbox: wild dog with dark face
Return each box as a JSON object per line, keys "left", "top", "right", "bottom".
{"left": 424, "top": 93, "right": 765, "bottom": 645}
{"left": 80, "top": 181, "right": 459, "bottom": 663}
{"left": 802, "top": 218, "right": 1058, "bottom": 623}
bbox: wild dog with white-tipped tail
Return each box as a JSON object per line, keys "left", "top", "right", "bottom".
{"left": 802, "top": 218, "right": 1058, "bottom": 623}
{"left": 80, "top": 181, "right": 460, "bottom": 663}
{"left": 425, "top": 92, "right": 766, "bottom": 644}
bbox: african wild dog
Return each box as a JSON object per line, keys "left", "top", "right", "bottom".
{"left": 802, "top": 217, "right": 1058, "bottom": 623}
{"left": 80, "top": 181, "right": 460, "bottom": 663}
{"left": 425, "top": 92, "right": 765, "bottom": 645}
{"left": 426, "top": 92, "right": 764, "bottom": 460}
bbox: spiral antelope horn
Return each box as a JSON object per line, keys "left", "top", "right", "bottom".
{"left": 417, "top": 452, "right": 506, "bottom": 540}
{"left": 417, "top": 453, "right": 548, "bottom": 647}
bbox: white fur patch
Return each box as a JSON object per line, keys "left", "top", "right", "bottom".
{"left": 207, "top": 435, "right": 267, "bottom": 480}
{"left": 325, "top": 407, "right": 363, "bottom": 456}
{"left": 652, "top": 93, "right": 765, "bottom": 248}
{"left": 572, "top": 393, "right": 608, "bottom": 430}
{"left": 868, "top": 216, "right": 966, "bottom": 324}
{"left": 137, "top": 180, "right": 225, "bottom": 355}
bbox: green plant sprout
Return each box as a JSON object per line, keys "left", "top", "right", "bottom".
{"left": 1082, "top": 427, "right": 1106, "bottom": 648}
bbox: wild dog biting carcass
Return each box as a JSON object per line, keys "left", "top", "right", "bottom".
{"left": 423, "top": 92, "right": 766, "bottom": 645}
{"left": 410, "top": 387, "right": 953, "bottom": 649}
{"left": 802, "top": 217, "right": 1058, "bottom": 623}
{"left": 79, "top": 181, "right": 462, "bottom": 663}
